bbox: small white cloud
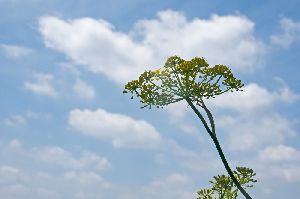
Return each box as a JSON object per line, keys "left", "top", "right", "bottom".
{"left": 63, "top": 171, "right": 111, "bottom": 188}
{"left": 166, "top": 139, "right": 198, "bottom": 158}
{"left": 73, "top": 79, "right": 96, "bottom": 100}
{"left": 257, "top": 163, "right": 300, "bottom": 183}
{"left": 3, "top": 115, "right": 27, "bottom": 127}
{"left": 57, "top": 62, "right": 80, "bottom": 75}
{"left": 164, "top": 100, "right": 190, "bottom": 122}
{"left": 25, "top": 111, "right": 52, "bottom": 120}
{"left": 0, "top": 44, "right": 32, "bottom": 58}
{"left": 34, "top": 146, "right": 111, "bottom": 171}
{"left": 208, "top": 82, "right": 299, "bottom": 113}
{"left": 219, "top": 113, "right": 296, "bottom": 151}
{"left": 178, "top": 123, "right": 199, "bottom": 135}
{"left": 8, "top": 139, "right": 22, "bottom": 149}
{"left": 0, "top": 165, "right": 20, "bottom": 174}
{"left": 69, "top": 108, "right": 161, "bottom": 149}
{"left": 0, "top": 140, "right": 112, "bottom": 198}
{"left": 271, "top": 18, "right": 300, "bottom": 48}
{"left": 24, "top": 73, "right": 59, "bottom": 97}
{"left": 259, "top": 145, "right": 300, "bottom": 162}
{"left": 276, "top": 165, "right": 300, "bottom": 182}
{"left": 142, "top": 173, "right": 194, "bottom": 199}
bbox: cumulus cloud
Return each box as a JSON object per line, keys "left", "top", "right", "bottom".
{"left": 0, "top": 140, "right": 112, "bottom": 199}
{"left": 39, "top": 10, "right": 265, "bottom": 84}
{"left": 2, "top": 140, "right": 111, "bottom": 172}
{"left": 207, "top": 82, "right": 299, "bottom": 113}
{"left": 24, "top": 73, "right": 59, "bottom": 97}
{"left": 259, "top": 144, "right": 300, "bottom": 162}
{"left": 34, "top": 147, "right": 111, "bottom": 171}
{"left": 0, "top": 44, "right": 32, "bottom": 58}
{"left": 73, "top": 79, "right": 96, "bottom": 100}
{"left": 68, "top": 108, "right": 161, "bottom": 148}
{"left": 271, "top": 18, "right": 300, "bottom": 48}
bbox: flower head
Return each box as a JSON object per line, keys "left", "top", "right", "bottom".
{"left": 123, "top": 55, "right": 244, "bottom": 109}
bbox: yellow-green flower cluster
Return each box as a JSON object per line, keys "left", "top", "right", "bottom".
{"left": 123, "top": 55, "right": 244, "bottom": 109}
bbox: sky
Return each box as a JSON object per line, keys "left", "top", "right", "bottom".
{"left": 0, "top": 0, "right": 300, "bottom": 198}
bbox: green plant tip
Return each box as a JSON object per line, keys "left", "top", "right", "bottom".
{"left": 123, "top": 55, "right": 244, "bottom": 109}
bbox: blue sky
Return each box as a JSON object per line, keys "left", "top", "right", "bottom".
{"left": 0, "top": 0, "right": 300, "bottom": 198}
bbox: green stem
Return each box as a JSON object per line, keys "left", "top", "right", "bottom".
{"left": 185, "top": 97, "right": 252, "bottom": 199}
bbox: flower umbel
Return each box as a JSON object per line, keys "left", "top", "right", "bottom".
{"left": 123, "top": 55, "right": 244, "bottom": 109}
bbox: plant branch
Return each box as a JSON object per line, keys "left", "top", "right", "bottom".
{"left": 185, "top": 97, "right": 253, "bottom": 199}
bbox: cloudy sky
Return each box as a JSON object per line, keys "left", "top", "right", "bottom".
{"left": 1, "top": 0, "right": 300, "bottom": 198}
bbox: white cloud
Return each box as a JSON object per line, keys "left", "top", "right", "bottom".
{"left": 249, "top": 145, "right": 300, "bottom": 183}
{"left": 64, "top": 171, "right": 111, "bottom": 188}
{"left": 0, "top": 141, "right": 112, "bottom": 199}
{"left": 0, "top": 44, "right": 32, "bottom": 58}
{"left": 73, "top": 79, "right": 96, "bottom": 100}
{"left": 68, "top": 108, "right": 161, "bottom": 148}
{"left": 166, "top": 139, "right": 198, "bottom": 158}
{"left": 208, "top": 82, "right": 299, "bottom": 113}
{"left": 178, "top": 123, "right": 200, "bottom": 135}
{"left": 24, "top": 73, "right": 59, "bottom": 97}
{"left": 142, "top": 173, "right": 195, "bottom": 199}
{"left": 158, "top": 139, "right": 223, "bottom": 175}
{"left": 58, "top": 62, "right": 80, "bottom": 75}
{"left": 0, "top": 165, "right": 20, "bottom": 177}
{"left": 8, "top": 139, "right": 22, "bottom": 149}
{"left": 34, "top": 147, "right": 111, "bottom": 171}
{"left": 271, "top": 18, "right": 300, "bottom": 48}
{"left": 259, "top": 145, "right": 300, "bottom": 162}
{"left": 39, "top": 10, "right": 265, "bottom": 85}
{"left": 164, "top": 100, "right": 190, "bottom": 122}
{"left": 134, "top": 10, "right": 265, "bottom": 72}
{"left": 3, "top": 115, "right": 27, "bottom": 126}
{"left": 25, "top": 111, "right": 52, "bottom": 120}
{"left": 39, "top": 16, "right": 152, "bottom": 84}
{"left": 219, "top": 113, "right": 296, "bottom": 151}
{"left": 275, "top": 165, "right": 300, "bottom": 182}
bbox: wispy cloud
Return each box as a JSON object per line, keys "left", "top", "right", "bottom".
{"left": 259, "top": 144, "right": 300, "bottom": 162}
{"left": 0, "top": 44, "right": 32, "bottom": 58}
{"left": 2, "top": 115, "right": 27, "bottom": 127}
{"left": 34, "top": 147, "right": 111, "bottom": 171}
{"left": 0, "top": 140, "right": 112, "bottom": 199}
{"left": 271, "top": 18, "right": 300, "bottom": 48}
{"left": 24, "top": 73, "right": 59, "bottom": 97}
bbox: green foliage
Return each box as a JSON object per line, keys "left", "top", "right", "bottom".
{"left": 123, "top": 55, "right": 244, "bottom": 109}
{"left": 197, "top": 167, "right": 257, "bottom": 199}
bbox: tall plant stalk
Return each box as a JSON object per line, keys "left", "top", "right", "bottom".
{"left": 123, "top": 55, "right": 254, "bottom": 199}
{"left": 186, "top": 97, "right": 252, "bottom": 199}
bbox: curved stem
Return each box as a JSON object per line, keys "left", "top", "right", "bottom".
{"left": 185, "top": 97, "right": 252, "bottom": 199}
